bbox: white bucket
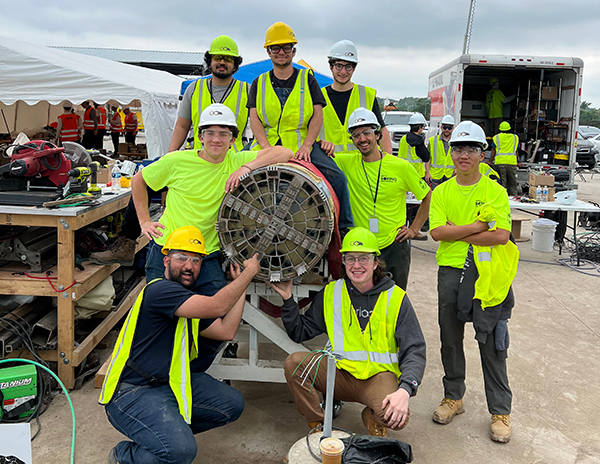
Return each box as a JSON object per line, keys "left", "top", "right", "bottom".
{"left": 531, "top": 218, "right": 558, "bottom": 252}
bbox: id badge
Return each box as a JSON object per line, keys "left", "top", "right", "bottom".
{"left": 369, "top": 215, "right": 379, "bottom": 233}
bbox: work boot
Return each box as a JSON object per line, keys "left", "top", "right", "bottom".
{"left": 89, "top": 236, "right": 137, "bottom": 266}
{"left": 108, "top": 447, "right": 119, "bottom": 464}
{"left": 432, "top": 398, "right": 464, "bottom": 425}
{"left": 308, "top": 421, "right": 322, "bottom": 434}
{"left": 490, "top": 414, "right": 511, "bottom": 443}
{"left": 361, "top": 407, "right": 387, "bottom": 437}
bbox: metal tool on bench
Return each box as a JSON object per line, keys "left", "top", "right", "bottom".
{"left": 63, "top": 161, "right": 102, "bottom": 196}
{"left": 0, "top": 227, "right": 57, "bottom": 273}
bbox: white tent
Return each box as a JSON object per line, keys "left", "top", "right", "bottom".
{"left": 0, "top": 36, "right": 184, "bottom": 159}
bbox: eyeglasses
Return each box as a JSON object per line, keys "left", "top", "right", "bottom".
{"left": 442, "top": 125, "right": 454, "bottom": 130}
{"left": 343, "top": 254, "right": 375, "bottom": 266}
{"left": 333, "top": 63, "right": 355, "bottom": 72}
{"left": 450, "top": 146, "right": 482, "bottom": 157}
{"left": 169, "top": 253, "right": 202, "bottom": 265}
{"left": 350, "top": 128, "right": 375, "bottom": 140}
{"left": 212, "top": 54, "right": 235, "bottom": 63}
{"left": 201, "top": 129, "right": 233, "bottom": 140}
{"left": 268, "top": 44, "right": 294, "bottom": 54}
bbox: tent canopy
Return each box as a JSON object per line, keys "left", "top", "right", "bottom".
{"left": 180, "top": 59, "right": 333, "bottom": 95}
{"left": 0, "top": 36, "right": 184, "bottom": 159}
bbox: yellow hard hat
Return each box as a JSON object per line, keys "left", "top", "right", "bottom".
{"left": 162, "top": 226, "right": 208, "bottom": 256}
{"left": 264, "top": 22, "right": 297, "bottom": 48}
{"left": 339, "top": 227, "right": 380, "bottom": 256}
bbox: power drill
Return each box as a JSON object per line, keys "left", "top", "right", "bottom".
{"left": 66, "top": 162, "right": 101, "bottom": 195}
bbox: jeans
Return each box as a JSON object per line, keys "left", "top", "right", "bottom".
{"left": 379, "top": 239, "right": 411, "bottom": 291}
{"left": 309, "top": 142, "right": 354, "bottom": 229}
{"left": 121, "top": 186, "right": 168, "bottom": 241}
{"left": 106, "top": 373, "right": 244, "bottom": 464}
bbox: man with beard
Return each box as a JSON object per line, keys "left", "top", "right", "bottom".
{"left": 100, "top": 226, "right": 261, "bottom": 464}
{"left": 331, "top": 108, "right": 431, "bottom": 291}
{"left": 170, "top": 35, "right": 248, "bottom": 152}
{"left": 318, "top": 39, "right": 392, "bottom": 156}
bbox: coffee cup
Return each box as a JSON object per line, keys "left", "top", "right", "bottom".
{"left": 319, "top": 437, "right": 344, "bottom": 464}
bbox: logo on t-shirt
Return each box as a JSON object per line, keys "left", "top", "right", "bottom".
{"left": 381, "top": 175, "right": 397, "bottom": 182}
{"left": 475, "top": 200, "right": 484, "bottom": 207}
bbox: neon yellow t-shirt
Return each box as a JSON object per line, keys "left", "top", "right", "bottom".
{"left": 142, "top": 149, "right": 256, "bottom": 253}
{"left": 333, "top": 152, "right": 431, "bottom": 249}
{"left": 430, "top": 175, "right": 511, "bottom": 268}
{"left": 486, "top": 88, "right": 506, "bottom": 119}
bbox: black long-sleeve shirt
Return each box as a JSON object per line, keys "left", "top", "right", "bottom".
{"left": 406, "top": 131, "right": 430, "bottom": 163}
{"left": 281, "top": 275, "right": 426, "bottom": 396}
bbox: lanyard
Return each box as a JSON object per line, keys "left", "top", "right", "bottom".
{"left": 361, "top": 151, "right": 383, "bottom": 213}
{"left": 208, "top": 78, "right": 235, "bottom": 104}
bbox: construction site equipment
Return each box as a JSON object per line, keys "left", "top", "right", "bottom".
{"left": 0, "top": 227, "right": 57, "bottom": 273}
{"left": 0, "top": 364, "right": 37, "bottom": 420}
{"left": 217, "top": 163, "right": 334, "bottom": 282}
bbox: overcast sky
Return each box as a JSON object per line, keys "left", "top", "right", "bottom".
{"left": 3, "top": 0, "right": 600, "bottom": 106}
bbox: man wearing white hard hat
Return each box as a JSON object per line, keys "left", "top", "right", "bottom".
{"left": 427, "top": 115, "right": 456, "bottom": 188}
{"left": 318, "top": 40, "right": 392, "bottom": 157}
{"left": 430, "top": 120, "right": 517, "bottom": 444}
{"left": 331, "top": 107, "right": 431, "bottom": 291}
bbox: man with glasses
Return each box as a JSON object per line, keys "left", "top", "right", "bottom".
{"left": 427, "top": 115, "right": 456, "bottom": 189}
{"left": 247, "top": 22, "right": 355, "bottom": 233}
{"left": 101, "top": 226, "right": 261, "bottom": 464}
{"left": 270, "top": 227, "right": 426, "bottom": 437}
{"left": 318, "top": 40, "right": 391, "bottom": 156}
{"left": 331, "top": 107, "right": 431, "bottom": 291}
{"left": 430, "top": 121, "right": 515, "bottom": 443}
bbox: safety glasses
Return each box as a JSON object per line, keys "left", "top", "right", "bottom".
{"left": 350, "top": 129, "right": 376, "bottom": 140}
{"left": 333, "top": 63, "right": 355, "bottom": 72}
{"left": 442, "top": 125, "right": 453, "bottom": 130}
{"left": 343, "top": 254, "right": 375, "bottom": 266}
{"left": 169, "top": 253, "right": 202, "bottom": 265}
{"left": 212, "top": 55, "right": 235, "bottom": 63}
{"left": 268, "top": 44, "right": 294, "bottom": 54}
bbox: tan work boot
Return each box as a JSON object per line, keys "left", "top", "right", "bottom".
{"left": 361, "top": 407, "right": 387, "bottom": 437}
{"left": 491, "top": 414, "right": 511, "bottom": 443}
{"left": 307, "top": 421, "right": 322, "bottom": 434}
{"left": 89, "top": 236, "right": 137, "bottom": 266}
{"left": 432, "top": 398, "right": 464, "bottom": 425}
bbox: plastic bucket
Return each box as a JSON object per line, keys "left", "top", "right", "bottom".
{"left": 531, "top": 218, "right": 558, "bottom": 252}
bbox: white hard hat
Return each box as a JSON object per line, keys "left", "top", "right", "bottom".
{"left": 441, "top": 115, "right": 455, "bottom": 126}
{"left": 199, "top": 103, "right": 237, "bottom": 129}
{"left": 347, "top": 107, "right": 380, "bottom": 132}
{"left": 449, "top": 121, "right": 488, "bottom": 150}
{"left": 328, "top": 39, "right": 358, "bottom": 64}
{"left": 408, "top": 112, "right": 427, "bottom": 125}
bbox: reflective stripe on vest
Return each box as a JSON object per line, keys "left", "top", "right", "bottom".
{"left": 323, "top": 279, "right": 403, "bottom": 380}
{"left": 97, "top": 107, "right": 107, "bottom": 130}
{"left": 110, "top": 113, "right": 122, "bottom": 132}
{"left": 99, "top": 279, "right": 197, "bottom": 424}
{"left": 494, "top": 134, "right": 518, "bottom": 165}
{"left": 191, "top": 79, "right": 249, "bottom": 152}
{"left": 125, "top": 113, "right": 137, "bottom": 132}
{"left": 255, "top": 69, "right": 313, "bottom": 151}
{"left": 58, "top": 114, "right": 79, "bottom": 141}
{"left": 398, "top": 136, "right": 425, "bottom": 177}
{"left": 83, "top": 107, "right": 95, "bottom": 130}
{"left": 319, "top": 84, "right": 376, "bottom": 153}
{"left": 429, "top": 135, "right": 450, "bottom": 180}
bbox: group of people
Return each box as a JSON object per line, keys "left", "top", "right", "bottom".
{"left": 54, "top": 101, "right": 138, "bottom": 151}
{"left": 96, "top": 23, "right": 519, "bottom": 464}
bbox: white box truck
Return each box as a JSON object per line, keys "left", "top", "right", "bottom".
{"left": 428, "top": 54, "right": 584, "bottom": 185}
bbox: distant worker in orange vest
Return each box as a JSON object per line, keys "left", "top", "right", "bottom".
{"left": 55, "top": 102, "right": 81, "bottom": 145}
{"left": 123, "top": 108, "right": 138, "bottom": 145}
{"left": 95, "top": 102, "right": 107, "bottom": 149}
{"left": 81, "top": 101, "right": 98, "bottom": 149}
{"left": 109, "top": 105, "right": 123, "bottom": 153}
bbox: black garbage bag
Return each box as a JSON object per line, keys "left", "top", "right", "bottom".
{"left": 340, "top": 434, "right": 413, "bottom": 464}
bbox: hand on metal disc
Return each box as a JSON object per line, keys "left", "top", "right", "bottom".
{"left": 230, "top": 262, "right": 242, "bottom": 280}
{"left": 242, "top": 253, "right": 261, "bottom": 276}
{"left": 225, "top": 166, "right": 250, "bottom": 193}
{"left": 382, "top": 388, "right": 410, "bottom": 429}
{"left": 395, "top": 225, "right": 417, "bottom": 242}
{"left": 318, "top": 140, "right": 335, "bottom": 157}
{"left": 294, "top": 145, "right": 312, "bottom": 162}
{"left": 141, "top": 221, "right": 165, "bottom": 240}
{"left": 267, "top": 279, "right": 293, "bottom": 301}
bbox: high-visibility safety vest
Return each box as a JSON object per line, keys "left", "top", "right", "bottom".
{"left": 83, "top": 107, "right": 96, "bottom": 131}
{"left": 323, "top": 279, "right": 404, "bottom": 380}
{"left": 319, "top": 84, "right": 376, "bottom": 154}
{"left": 428, "top": 135, "right": 453, "bottom": 180}
{"left": 191, "top": 78, "right": 249, "bottom": 152}
{"left": 125, "top": 113, "right": 137, "bottom": 132}
{"left": 398, "top": 135, "right": 425, "bottom": 177}
{"left": 493, "top": 133, "right": 519, "bottom": 165}
{"left": 97, "top": 107, "right": 107, "bottom": 130}
{"left": 253, "top": 69, "right": 314, "bottom": 151}
{"left": 99, "top": 279, "right": 200, "bottom": 424}
{"left": 110, "top": 112, "right": 122, "bottom": 132}
{"left": 479, "top": 162, "right": 499, "bottom": 180}
{"left": 57, "top": 114, "right": 80, "bottom": 142}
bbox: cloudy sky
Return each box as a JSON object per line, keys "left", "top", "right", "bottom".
{"left": 3, "top": 0, "right": 600, "bottom": 105}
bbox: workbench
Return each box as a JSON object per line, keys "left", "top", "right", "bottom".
{"left": 0, "top": 190, "right": 146, "bottom": 389}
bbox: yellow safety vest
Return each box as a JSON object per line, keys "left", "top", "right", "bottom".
{"left": 323, "top": 279, "right": 403, "bottom": 380}
{"left": 398, "top": 135, "right": 425, "bottom": 177}
{"left": 428, "top": 135, "right": 452, "bottom": 180}
{"left": 479, "top": 162, "right": 500, "bottom": 180}
{"left": 253, "top": 69, "right": 314, "bottom": 151}
{"left": 191, "top": 78, "right": 249, "bottom": 152}
{"left": 99, "top": 279, "right": 199, "bottom": 424}
{"left": 473, "top": 241, "right": 519, "bottom": 309}
{"left": 320, "top": 84, "right": 376, "bottom": 154}
{"left": 493, "top": 133, "right": 519, "bottom": 165}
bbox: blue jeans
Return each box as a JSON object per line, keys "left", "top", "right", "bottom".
{"left": 309, "top": 143, "right": 354, "bottom": 229}
{"left": 106, "top": 373, "right": 244, "bottom": 464}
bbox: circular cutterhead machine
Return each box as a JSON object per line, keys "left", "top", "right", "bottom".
{"left": 217, "top": 163, "right": 334, "bottom": 282}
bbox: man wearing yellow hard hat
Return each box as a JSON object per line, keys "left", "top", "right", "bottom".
{"left": 101, "top": 226, "right": 261, "bottom": 464}
{"left": 247, "top": 22, "right": 355, "bottom": 234}
{"left": 270, "top": 228, "right": 426, "bottom": 438}
{"left": 489, "top": 121, "right": 519, "bottom": 196}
